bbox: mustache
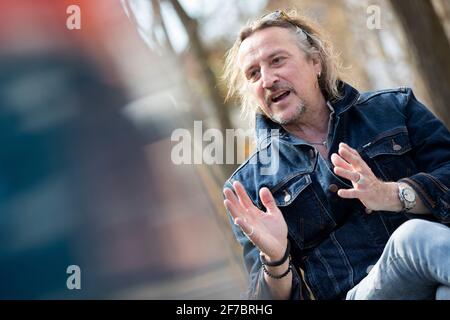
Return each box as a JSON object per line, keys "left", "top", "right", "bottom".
{"left": 264, "top": 83, "right": 295, "bottom": 105}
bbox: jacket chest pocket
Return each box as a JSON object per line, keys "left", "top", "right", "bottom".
{"left": 271, "top": 174, "right": 336, "bottom": 250}
{"left": 362, "top": 129, "right": 417, "bottom": 181}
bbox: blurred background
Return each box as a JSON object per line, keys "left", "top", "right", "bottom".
{"left": 0, "top": 0, "right": 448, "bottom": 299}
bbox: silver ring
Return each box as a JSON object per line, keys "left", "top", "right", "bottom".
{"left": 356, "top": 173, "right": 365, "bottom": 184}
{"left": 246, "top": 226, "right": 254, "bottom": 237}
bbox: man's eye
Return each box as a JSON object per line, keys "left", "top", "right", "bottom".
{"left": 248, "top": 70, "right": 260, "bottom": 81}
{"left": 272, "top": 57, "right": 284, "bottom": 65}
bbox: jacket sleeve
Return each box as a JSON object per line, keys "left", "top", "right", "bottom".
{"left": 223, "top": 181, "right": 309, "bottom": 300}
{"left": 398, "top": 88, "right": 450, "bottom": 222}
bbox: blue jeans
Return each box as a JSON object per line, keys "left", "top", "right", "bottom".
{"left": 346, "top": 219, "right": 450, "bottom": 300}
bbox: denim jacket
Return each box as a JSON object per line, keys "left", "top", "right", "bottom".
{"left": 224, "top": 82, "right": 450, "bottom": 300}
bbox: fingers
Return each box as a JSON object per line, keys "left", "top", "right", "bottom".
{"left": 337, "top": 188, "right": 359, "bottom": 199}
{"left": 233, "top": 217, "right": 254, "bottom": 237}
{"left": 223, "top": 181, "right": 261, "bottom": 222}
{"left": 331, "top": 152, "right": 353, "bottom": 171}
{"left": 333, "top": 166, "right": 360, "bottom": 184}
{"left": 259, "top": 187, "right": 278, "bottom": 213}
{"left": 223, "top": 188, "right": 244, "bottom": 221}
{"left": 224, "top": 188, "right": 257, "bottom": 242}
{"left": 338, "top": 143, "right": 367, "bottom": 171}
{"left": 223, "top": 187, "right": 240, "bottom": 207}
{"left": 224, "top": 195, "right": 256, "bottom": 241}
{"left": 338, "top": 143, "right": 359, "bottom": 167}
{"left": 233, "top": 181, "right": 255, "bottom": 210}
{"left": 331, "top": 148, "right": 361, "bottom": 184}
{"left": 340, "top": 142, "right": 359, "bottom": 157}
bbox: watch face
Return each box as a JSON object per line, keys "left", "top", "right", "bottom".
{"left": 404, "top": 189, "right": 415, "bottom": 202}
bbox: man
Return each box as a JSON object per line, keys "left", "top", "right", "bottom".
{"left": 222, "top": 10, "right": 450, "bottom": 300}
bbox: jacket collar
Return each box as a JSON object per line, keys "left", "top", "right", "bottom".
{"left": 255, "top": 81, "right": 360, "bottom": 146}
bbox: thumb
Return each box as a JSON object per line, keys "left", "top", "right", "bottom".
{"left": 259, "top": 187, "right": 278, "bottom": 212}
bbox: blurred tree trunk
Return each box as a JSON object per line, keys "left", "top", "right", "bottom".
{"left": 166, "top": 0, "right": 237, "bottom": 178}
{"left": 391, "top": 0, "right": 450, "bottom": 127}
{"left": 166, "top": 0, "right": 234, "bottom": 133}
{"left": 432, "top": 0, "right": 450, "bottom": 39}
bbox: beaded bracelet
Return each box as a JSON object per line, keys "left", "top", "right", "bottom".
{"left": 262, "top": 256, "right": 292, "bottom": 279}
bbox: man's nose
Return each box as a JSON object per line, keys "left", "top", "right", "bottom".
{"left": 261, "top": 68, "right": 278, "bottom": 89}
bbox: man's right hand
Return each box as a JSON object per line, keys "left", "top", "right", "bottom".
{"left": 223, "top": 181, "right": 288, "bottom": 262}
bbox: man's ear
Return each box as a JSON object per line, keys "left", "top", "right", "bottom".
{"left": 313, "top": 54, "right": 322, "bottom": 74}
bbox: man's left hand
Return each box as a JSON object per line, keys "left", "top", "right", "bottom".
{"left": 331, "top": 142, "right": 403, "bottom": 212}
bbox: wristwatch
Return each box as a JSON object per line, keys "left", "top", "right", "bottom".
{"left": 398, "top": 183, "right": 416, "bottom": 211}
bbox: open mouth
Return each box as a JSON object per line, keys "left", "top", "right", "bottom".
{"left": 271, "top": 90, "right": 291, "bottom": 103}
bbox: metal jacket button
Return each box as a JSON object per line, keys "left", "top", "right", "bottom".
{"left": 392, "top": 139, "right": 402, "bottom": 151}
{"left": 284, "top": 191, "right": 291, "bottom": 202}
{"left": 329, "top": 184, "right": 338, "bottom": 193}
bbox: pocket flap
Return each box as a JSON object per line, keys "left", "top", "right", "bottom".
{"left": 364, "top": 129, "right": 412, "bottom": 158}
{"left": 272, "top": 174, "right": 312, "bottom": 207}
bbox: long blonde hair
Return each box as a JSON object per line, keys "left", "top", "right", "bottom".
{"left": 223, "top": 10, "right": 343, "bottom": 128}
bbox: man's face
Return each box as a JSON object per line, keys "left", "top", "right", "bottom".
{"left": 238, "top": 27, "right": 322, "bottom": 125}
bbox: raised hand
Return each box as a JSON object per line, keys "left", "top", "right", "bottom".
{"left": 223, "top": 181, "right": 288, "bottom": 261}
{"left": 331, "top": 142, "right": 400, "bottom": 212}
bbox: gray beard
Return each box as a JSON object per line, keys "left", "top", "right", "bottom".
{"left": 270, "top": 103, "right": 306, "bottom": 125}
